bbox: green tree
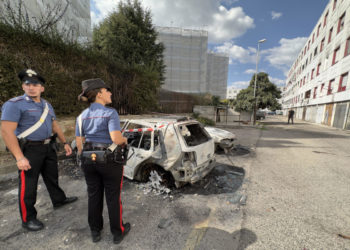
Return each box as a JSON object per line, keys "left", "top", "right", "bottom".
{"left": 93, "top": 0, "right": 165, "bottom": 112}
{"left": 234, "top": 72, "right": 281, "bottom": 112}
{"left": 211, "top": 95, "right": 221, "bottom": 106}
{"left": 93, "top": 0, "right": 164, "bottom": 79}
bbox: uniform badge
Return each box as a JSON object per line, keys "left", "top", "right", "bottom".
{"left": 91, "top": 153, "right": 97, "bottom": 162}
{"left": 26, "top": 69, "right": 37, "bottom": 77}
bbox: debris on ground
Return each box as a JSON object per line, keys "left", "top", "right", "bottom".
{"left": 231, "top": 144, "right": 250, "bottom": 156}
{"left": 58, "top": 158, "right": 84, "bottom": 179}
{"left": 338, "top": 234, "right": 350, "bottom": 239}
{"left": 158, "top": 218, "right": 173, "bottom": 229}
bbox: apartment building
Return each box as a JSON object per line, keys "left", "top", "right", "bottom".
{"left": 156, "top": 27, "right": 229, "bottom": 99}
{"left": 226, "top": 86, "right": 241, "bottom": 100}
{"left": 282, "top": 0, "right": 350, "bottom": 130}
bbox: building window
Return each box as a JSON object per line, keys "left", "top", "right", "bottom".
{"left": 305, "top": 90, "right": 311, "bottom": 99}
{"left": 313, "top": 86, "right": 318, "bottom": 98}
{"left": 317, "top": 63, "right": 321, "bottom": 75}
{"left": 328, "top": 79, "right": 335, "bottom": 95}
{"left": 328, "top": 27, "right": 333, "bottom": 43}
{"left": 338, "top": 72, "right": 348, "bottom": 92}
{"left": 333, "top": 0, "right": 337, "bottom": 10}
{"left": 314, "top": 46, "right": 318, "bottom": 56}
{"left": 332, "top": 46, "right": 340, "bottom": 65}
{"left": 344, "top": 37, "right": 350, "bottom": 57}
{"left": 312, "top": 33, "right": 315, "bottom": 43}
{"left": 320, "top": 38, "right": 325, "bottom": 52}
{"left": 337, "top": 12, "right": 345, "bottom": 33}
{"left": 321, "top": 83, "right": 325, "bottom": 96}
{"left": 317, "top": 24, "right": 321, "bottom": 37}
{"left": 308, "top": 40, "right": 310, "bottom": 50}
{"left": 311, "top": 68, "right": 315, "bottom": 80}
{"left": 324, "top": 11, "right": 328, "bottom": 27}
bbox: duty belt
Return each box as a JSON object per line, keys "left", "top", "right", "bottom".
{"left": 26, "top": 139, "right": 51, "bottom": 145}
{"left": 84, "top": 142, "right": 110, "bottom": 151}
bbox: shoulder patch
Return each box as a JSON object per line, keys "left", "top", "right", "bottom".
{"left": 9, "top": 96, "right": 24, "bottom": 102}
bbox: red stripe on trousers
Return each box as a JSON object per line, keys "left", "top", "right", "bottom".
{"left": 20, "top": 171, "right": 27, "bottom": 222}
{"left": 119, "top": 168, "right": 125, "bottom": 233}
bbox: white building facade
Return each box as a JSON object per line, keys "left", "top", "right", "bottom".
{"left": 282, "top": 0, "right": 350, "bottom": 130}
{"left": 226, "top": 86, "right": 241, "bottom": 100}
{"left": 0, "top": 0, "right": 91, "bottom": 42}
{"left": 156, "top": 27, "right": 229, "bottom": 99}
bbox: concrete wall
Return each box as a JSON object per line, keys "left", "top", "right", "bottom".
{"left": 315, "top": 105, "right": 325, "bottom": 124}
{"left": 333, "top": 103, "right": 348, "bottom": 128}
{"left": 193, "top": 106, "right": 216, "bottom": 121}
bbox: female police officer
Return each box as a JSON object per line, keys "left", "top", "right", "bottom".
{"left": 75, "top": 78, "right": 130, "bottom": 244}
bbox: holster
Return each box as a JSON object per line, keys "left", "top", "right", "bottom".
{"left": 18, "top": 138, "right": 27, "bottom": 151}
{"left": 49, "top": 133, "right": 59, "bottom": 152}
{"left": 111, "top": 144, "right": 130, "bottom": 165}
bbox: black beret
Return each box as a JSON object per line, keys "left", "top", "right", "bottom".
{"left": 18, "top": 69, "right": 45, "bottom": 84}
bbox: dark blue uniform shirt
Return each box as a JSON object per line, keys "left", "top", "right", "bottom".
{"left": 1, "top": 94, "right": 56, "bottom": 140}
{"left": 75, "top": 103, "right": 121, "bottom": 144}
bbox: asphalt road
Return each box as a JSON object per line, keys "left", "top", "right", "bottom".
{"left": 0, "top": 116, "right": 349, "bottom": 249}
{"left": 244, "top": 116, "right": 350, "bottom": 249}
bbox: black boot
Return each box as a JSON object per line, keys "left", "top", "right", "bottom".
{"left": 113, "top": 223, "right": 131, "bottom": 244}
{"left": 53, "top": 196, "right": 78, "bottom": 209}
{"left": 91, "top": 230, "right": 101, "bottom": 243}
{"left": 22, "top": 219, "right": 44, "bottom": 231}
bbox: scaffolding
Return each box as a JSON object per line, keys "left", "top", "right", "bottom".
{"left": 156, "top": 26, "right": 228, "bottom": 99}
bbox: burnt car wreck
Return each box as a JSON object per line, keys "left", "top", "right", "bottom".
{"left": 121, "top": 117, "right": 216, "bottom": 188}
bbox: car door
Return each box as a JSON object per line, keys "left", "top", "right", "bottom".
{"left": 122, "top": 121, "right": 155, "bottom": 179}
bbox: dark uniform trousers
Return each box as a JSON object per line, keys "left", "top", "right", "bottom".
{"left": 82, "top": 162, "right": 125, "bottom": 236}
{"left": 288, "top": 115, "right": 294, "bottom": 124}
{"left": 19, "top": 144, "right": 66, "bottom": 222}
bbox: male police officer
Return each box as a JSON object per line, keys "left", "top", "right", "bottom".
{"left": 0, "top": 69, "right": 78, "bottom": 231}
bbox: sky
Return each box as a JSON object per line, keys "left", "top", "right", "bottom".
{"left": 90, "top": 0, "right": 330, "bottom": 90}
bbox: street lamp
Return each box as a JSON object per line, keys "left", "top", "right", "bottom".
{"left": 253, "top": 38, "right": 266, "bottom": 125}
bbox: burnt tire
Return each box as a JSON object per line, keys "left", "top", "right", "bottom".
{"left": 140, "top": 165, "right": 175, "bottom": 188}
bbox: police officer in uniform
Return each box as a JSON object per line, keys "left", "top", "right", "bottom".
{"left": 75, "top": 78, "right": 130, "bottom": 244}
{"left": 1, "top": 69, "right": 78, "bottom": 231}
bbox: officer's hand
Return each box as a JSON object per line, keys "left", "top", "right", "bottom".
{"left": 64, "top": 144, "right": 72, "bottom": 156}
{"left": 17, "top": 157, "right": 31, "bottom": 171}
{"left": 123, "top": 137, "right": 128, "bottom": 145}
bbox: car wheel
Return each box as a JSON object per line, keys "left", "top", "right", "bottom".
{"left": 140, "top": 165, "right": 174, "bottom": 188}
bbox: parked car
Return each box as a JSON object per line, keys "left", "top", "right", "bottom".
{"left": 204, "top": 127, "right": 236, "bottom": 153}
{"left": 110, "top": 117, "right": 215, "bottom": 188}
{"left": 256, "top": 111, "right": 266, "bottom": 120}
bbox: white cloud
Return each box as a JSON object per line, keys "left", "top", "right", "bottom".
{"left": 244, "top": 69, "right": 256, "bottom": 74}
{"left": 271, "top": 11, "right": 282, "bottom": 20}
{"left": 229, "top": 81, "right": 250, "bottom": 89}
{"left": 263, "top": 37, "right": 307, "bottom": 75}
{"left": 91, "top": 0, "right": 255, "bottom": 43}
{"left": 269, "top": 76, "right": 286, "bottom": 87}
{"left": 215, "top": 42, "right": 256, "bottom": 64}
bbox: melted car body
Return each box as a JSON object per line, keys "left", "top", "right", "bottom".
{"left": 204, "top": 127, "right": 236, "bottom": 152}
{"left": 121, "top": 117, "right": 216, "bottom": 188}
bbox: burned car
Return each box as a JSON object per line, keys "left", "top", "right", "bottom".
{"left": 204, "top": 127, "right": 236, "bottom": 153}
{"left": 121, "top": 117, "right": 216, "bottom": 188}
